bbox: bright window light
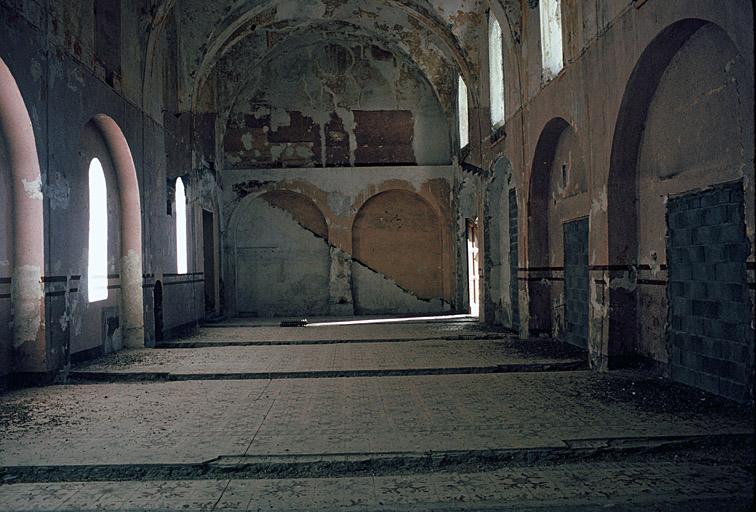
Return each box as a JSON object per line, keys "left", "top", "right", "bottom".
{"left": 539, "top": 0, "right": 564, "bottom": 79}
{"left": 458, "top": 75, "right": 469, "bottom": 148}
{"left": 88, "top": 158, "right": 108, "bottom": 302}
{"left": 489, "top": 14, "right": 505, "bottom": 126}
{"left": 176, "top": 177, "right": 188, "bottom": 274}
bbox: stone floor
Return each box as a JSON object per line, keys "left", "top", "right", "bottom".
{"left": 0, "top": 317, "right": 753, "bottom": 511}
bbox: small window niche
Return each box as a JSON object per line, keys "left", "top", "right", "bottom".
{"left": 175, "top": 177, "right": 188, "bottom": 274}
{"left": 88, "top": 158, "right": 108, "bottom": 302}
{"left": 539, "top": 0, "right": 564, "bottom": 81}
{"left": 458, "top": 75, "right": 469, "bottom": 149}
{"left": 489, "top": 14, "right": 505, "bottom": 128}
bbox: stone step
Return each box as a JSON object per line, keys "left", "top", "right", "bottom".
{"left": 66, "top": 360, "right": 587, "bottom": 383}
{"left": 1, "top": 433, "right": 750, "bottom": 484}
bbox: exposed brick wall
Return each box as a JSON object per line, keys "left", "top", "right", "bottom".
{"left": 564, "top": 218, "right": 589, "bottom": 349}
{"left": 667, "top": 182, "right": 753, "bottom": 402}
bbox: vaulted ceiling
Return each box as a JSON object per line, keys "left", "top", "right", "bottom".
{"left": 144, "top": 0, "right": 525, "bottom": 114}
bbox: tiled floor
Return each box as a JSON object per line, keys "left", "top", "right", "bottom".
{"left": 0, "top": 462, "right": 751, "bottom": 511}
{"left": 0, "top": 318, "right": 752, "bottom": 510}
{"left": 71, "top": 339, "right": 580, "bottom": 375}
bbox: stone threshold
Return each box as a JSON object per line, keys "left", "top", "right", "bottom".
{"left": 156, "top": 334, "right": 505, "bottom": 348}
{"left": 1, "top": 432, "right": 750, "bottom": 484}
{"left": 66, "top": 360, "right": 587, "bottom": 383}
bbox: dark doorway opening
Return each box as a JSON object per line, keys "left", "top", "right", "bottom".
{"left": 154, "top": 280, "right": 163, "bottom": 342}
{"left": 202, "top": 210, "right": 216, "bottom": 312}
{"left": 467, "top": 219, "right": 480, "bottom": 317}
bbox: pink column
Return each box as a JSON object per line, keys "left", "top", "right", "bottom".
{"left": 0, "top": 58, "right": 46, "bottom": 373}
{"left": 93, "top": 115, "right": 144, "bottom": 348}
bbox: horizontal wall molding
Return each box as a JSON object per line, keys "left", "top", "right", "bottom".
{"left": 164, "top": 279, "right": 204, "bottom": 286}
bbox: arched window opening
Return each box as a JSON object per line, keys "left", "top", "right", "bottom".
{"left": 489, "top": 14, "right": 505, "bottom": 126}
{"left": 175, "top": 177, "right": 188, "bottom": 274}
{"left": 458, "top": 75, "right": 469, "bottom": 148}
{"left": 88, "top": 158, "right": 108, "bottom": 302}
{"left": 539, "top": 0, "right": 564, "bottom": 79}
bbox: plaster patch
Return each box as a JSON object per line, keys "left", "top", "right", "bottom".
{"left": 270, "top": 109, "right": 291, "bottom": 131}
{"left": 609, "top": 268, "right": 638, "bottom": 291}
{"left": 327, "top": 192, "right": 352, "bottom": 217}
{"left": 45, "top": 171, "right": 71, "bottom": 209}
{"left": 591, "top": 185, "right": 607, "bottom": 214}
{"left": 647, "top": 251, "right": 661, "bottom": 277}
{"left": 30, "top": 59, "right": 42, "bottom": 81}
{"left": 22, "top": 176, "right": 43, "bottom": 200}
{"left": 12, "top": 264, "right": 44, "bottom": 348}
{"left": 270, "top": 145, "right": 285, "bottom": 162}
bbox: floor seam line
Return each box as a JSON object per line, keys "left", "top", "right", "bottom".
{"left": 210, "top": 479, "right": 232, "bottom": 511}
{"left": 244, "top": 379, "right": 277, "bottom": 457}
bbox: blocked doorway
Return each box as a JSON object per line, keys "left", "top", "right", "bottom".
{"left": 667, "top": 183, "right": 753, "bottom": 402}
{"left": 563, "top": 218, "right": 589, "bottom": 349}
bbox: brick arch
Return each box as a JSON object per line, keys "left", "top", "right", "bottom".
{"left": 0, "top": 56, "right": 45, "bottom": 375}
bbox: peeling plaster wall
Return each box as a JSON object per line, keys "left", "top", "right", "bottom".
{"left": 483, "top": 157, "right": 515, "bottom": 328}
{"left": 0, "top": 0, "right": 210, "bottom": 382}
{"left": 353, "top": 189, "right": 447, "bottom": 313}
{"left": 233, "top": 194, "right": 331, "bottom": 317}
{"left": 478, "top": 0, "right": 754, "bottom": 379}
{"left": 222, "top": 39, "right": 451, "bottom": 169}
{"left": 222, "top": 165, "right": 459, "bottom": 317}
{"left": 177, "top": 0, "right": 482, "bottom": 115}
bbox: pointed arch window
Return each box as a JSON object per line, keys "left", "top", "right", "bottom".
{"left": 489, "top": 14, "right": 505, "bottom": 126}
{"left": 88, "top": 158, "right": 108, "bottom": 302}
{"left": 458, "top": 75, "right": 469, "bottom": 148}
{"left": 176, "top": 177, "right": 188, "bottom": 274}
{"left": 540, "top": 0, "right": 564, "bottom": 79}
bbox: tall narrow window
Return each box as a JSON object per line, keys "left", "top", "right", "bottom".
{"left": 489, "top": 14, "right": 505, "bottom": 126}
{"left": 88, "top": 158, "right": 108, "bottom": 302}
{"left": 458, "top": 75, "right": 469, "bottom": 148}
{"left": 539, "top": 0, "right": 564, "bottom": 79}
{"left": 175, "top": 177, "right": 188, "bottom": 274}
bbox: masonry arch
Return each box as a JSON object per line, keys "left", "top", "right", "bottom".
{"left": 88, "top": 115, "right": 144, "bottom": 348}
{"left": 0, "top": 57, "right": 45, "bottom": 378}
{"left": 229, "top": 189, "right": 330, "bottom": 317}
{"left": 528, "top": 117, "right": 590, "bottom": 346}
{"left": 608, "top": 19, "right": 754, "bottom": 398}
{"left": 527, "top": 117, "right": 568, "bottom": 337}
{"left": 352, "top": 189, "right": 447, "bottom": 315}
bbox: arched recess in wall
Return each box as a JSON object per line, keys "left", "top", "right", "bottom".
{"left": 608, "top": 19, "right": 754, "bottom": 398}
{"left": 352, "top": 189, "right": 446, "bottom": 315}
{"left": 484, "top": 156, "right": 518, "bottom": 330}
{"left": 231, "top": 190, "right": 330, "bottom": 317}
{"left": 89, "top": 115, "right": 144, "bottom": 348}
{"left": 528, "top": 116, "right": 590, "bottom": 347}
{"left": 0, "top": 56, "right": 45, "bottom": 376}
{"left": 527, "top": 117, "right": 568, "bottom": 337}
